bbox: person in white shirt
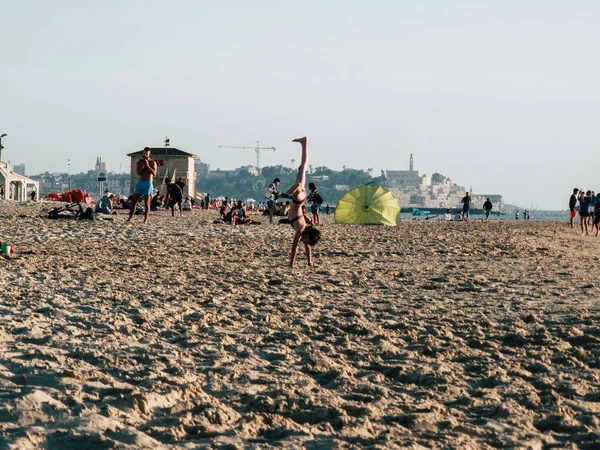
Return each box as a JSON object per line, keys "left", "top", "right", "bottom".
{"left": 265, "top": 178, "right": 280, "bottom": 223}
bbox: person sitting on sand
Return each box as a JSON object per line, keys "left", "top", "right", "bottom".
{"left": 232, "top": 200, "right": 261, "bottom": 225}
{"left": 283, "top": 137, "right": 321, "bottom": 267}
{"left": 150, "top": 193, "right": 161, "bottom": 211}
{"left": 279, "top": 201, "right": 290, "bottom": 217}
{"left": 96, "top": 194, "right": 115, "bottom": 215}
{"left": 182, "top": 197, "right": 192, "bottom": 211}
{"left": 444, "top": 209, "right": 452, "bottom": 221}
{"left": 233, "top": 200, "right": 251, "bottom": 224}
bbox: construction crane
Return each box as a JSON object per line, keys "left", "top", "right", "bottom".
{"left": 218, "top": 141, "right": 275, "bottom": 172}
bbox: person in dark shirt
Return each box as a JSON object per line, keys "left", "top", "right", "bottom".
{"left": 461, "top": 192, "right": 471, "bottom": 221}
{"left": 580, "top": 190, "right": 592, "bottom": 236}
{"left": 307, "top": 182, "right": 321, "bottom": 225}
{"left": 569, "top": 188, "right": 579, "bottom": 228}
{"left": 175, "top": 177, "right": 186, "bottom": 193}
{"left": 165, "top": 178, "right": 183, "bottom": 217}
{"left": 483, "top": 198, "right": 493, "bottom": 222}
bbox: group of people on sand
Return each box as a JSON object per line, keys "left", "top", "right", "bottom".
{"left": 569, "top": 188, "right": 600, "bottom": 236}
{"left": 444, "top": 192, "right": 494, "bottom": 222}
{"left": 126, "top": 149, "right": 194, "bottom": 222}
{"left": 129, "top": 140, "right": 322, "bottom": 267}
{"left": 213, "top": 200, "right": 261, "bottom": 225}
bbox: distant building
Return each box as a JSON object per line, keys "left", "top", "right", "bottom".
{"left": 206, "top": 168, "right": 236, "bottom": 179}
{"left": 0, "top": 161, "right": 39, "bottom": 201}
{"left": 234, "top": 165, "right": 260, "bottom": 177}
{"left": 386, "top": 154, "right": 421, "bottom": 188}
{"left": 384, "top": 154, "right": 484, "bottom": 209}
{"left": 194, "top": 159, "right": 210, "bottom": 178}
{"left": 127, "top": 147, "right": 197, "bottom": 199}
{"left": 13, "top": 163, "right": 26, "bottom": 176}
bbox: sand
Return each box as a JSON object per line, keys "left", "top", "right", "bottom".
{"left": 0, "top": 203, "right": 599, "bottom": 449}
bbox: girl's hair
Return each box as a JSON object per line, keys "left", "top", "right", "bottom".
{"left": 308, "top": 182, "right": 316, "bottom": 190}
{"left": 303, "top": 226, "right": 321, "bottom": 246}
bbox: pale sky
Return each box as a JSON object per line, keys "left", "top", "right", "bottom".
{"left": 1, "top": 0, "right": 599, "bottom": 209}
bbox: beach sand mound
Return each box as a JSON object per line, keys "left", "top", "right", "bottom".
{"left": 0, "top": 204, "right": 599, "bottom": 448}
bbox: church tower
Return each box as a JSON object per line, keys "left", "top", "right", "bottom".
{"left": 409, "top": 154, "right": 414, "bottom": 172}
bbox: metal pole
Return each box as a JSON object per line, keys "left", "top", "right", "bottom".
{"left": 68, "top": 159, "right": 71, "bottom": 190}
{"left": 0, "top": 133, "right": 6, "bottom": 163}
{"left": 256, "top": 141, "right": 260, "bottom": 171}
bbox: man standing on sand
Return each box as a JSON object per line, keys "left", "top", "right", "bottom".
{"left": 580, "top": 190, "right": 592, "bottom": 236}
{"left": 569, "top": 188, "right": 579, "bottom": 228}
{"left": 265, "top": 178, "right": 280, "bottom": 223}
{"left": 483, "top": 197, "right": 493, "bottom": 222}
{"left": 128, "top": 147, "right": 157, "bottom": 224}
{"left": 461, "top": 192, "right": 471, "bottom": 221}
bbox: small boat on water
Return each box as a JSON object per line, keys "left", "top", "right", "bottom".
{"left": 412, "top": 208, "right": 431, "bottom": 217}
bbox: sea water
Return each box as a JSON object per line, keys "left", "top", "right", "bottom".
{"left": 399, "top": 211, "right": 567, "bottom": 222}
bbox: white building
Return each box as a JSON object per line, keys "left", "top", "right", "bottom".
{"left": 0, "top": 160, "right": 39, "bottom": 201}
{"left": 127, "top": 147, "right": 197, "bottom": 199}
{"left": 13, "top": 163, "right": 26, "bottom": 176}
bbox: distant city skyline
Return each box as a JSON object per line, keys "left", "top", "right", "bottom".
{"left": 2, "top": 1, "right": 599, "bottom": 210}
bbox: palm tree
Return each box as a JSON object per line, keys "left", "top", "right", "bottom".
{"left": 291, "top": 159, "right": 295, "bottom": 168}
{"left": 309, "top": 165, "right": 313, "bottom": 174}
{"left": 342, "top": 165, "right": 347, "bottom": 171}
{"left": 368, "top": 168, "right": 373, "bottom": 176}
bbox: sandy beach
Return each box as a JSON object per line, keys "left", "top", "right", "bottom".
{"left": 0, "top": 203, "right": 599, "bottom": 449}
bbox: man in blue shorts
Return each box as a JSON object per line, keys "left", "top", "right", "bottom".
{"left": 128, "top": 147, "right": 157, "bottom": 223}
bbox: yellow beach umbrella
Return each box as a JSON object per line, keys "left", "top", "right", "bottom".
{"left": 334, "top": 185, "right": 401, "bottom": 225}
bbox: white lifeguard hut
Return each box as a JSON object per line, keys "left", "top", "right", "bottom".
{"left": 127, "top": 142, "right": 197, "bottom": 199}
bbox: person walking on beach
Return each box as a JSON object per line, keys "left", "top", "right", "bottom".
{"left": 580, "top": 190, "right": 592, "bottom": 235}
{"left": 204, "top": 193, "right": 210, "bottom": 210}
{"left": 307, "top": 182, "right": 322, "bottom": 225}
{"left": 588, "top": 191, "right": 595, "bottom": 225}
{"left": 461, "top": 192, "right": 471, "bottom": 221}
{"left": 165, "top": 178, "right": 184, "bottom": 217}
{"left": 483, "top": 198, "right": 493, "bottom": 222}
{"left": 569, "top": 188, "right": 579, "bottom": 228}
{"left": 265, "top": 178, "right": 280, "bottom": 223}
{"left": 594, "top": 192, "right": 600, "bottom": 236}
{"left": 128, "top": 147, "right": 157, "bottom": 224}
{"left": 284, "top": 137, "right": 321, "bottom": 267}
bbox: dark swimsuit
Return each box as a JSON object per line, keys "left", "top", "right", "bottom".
{"left": 289, "top": 194, "right": 306, "bottom": 227}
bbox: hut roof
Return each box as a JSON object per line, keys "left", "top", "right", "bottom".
{"left": 127, "top": 147, "right": 198, "bottom": 158}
